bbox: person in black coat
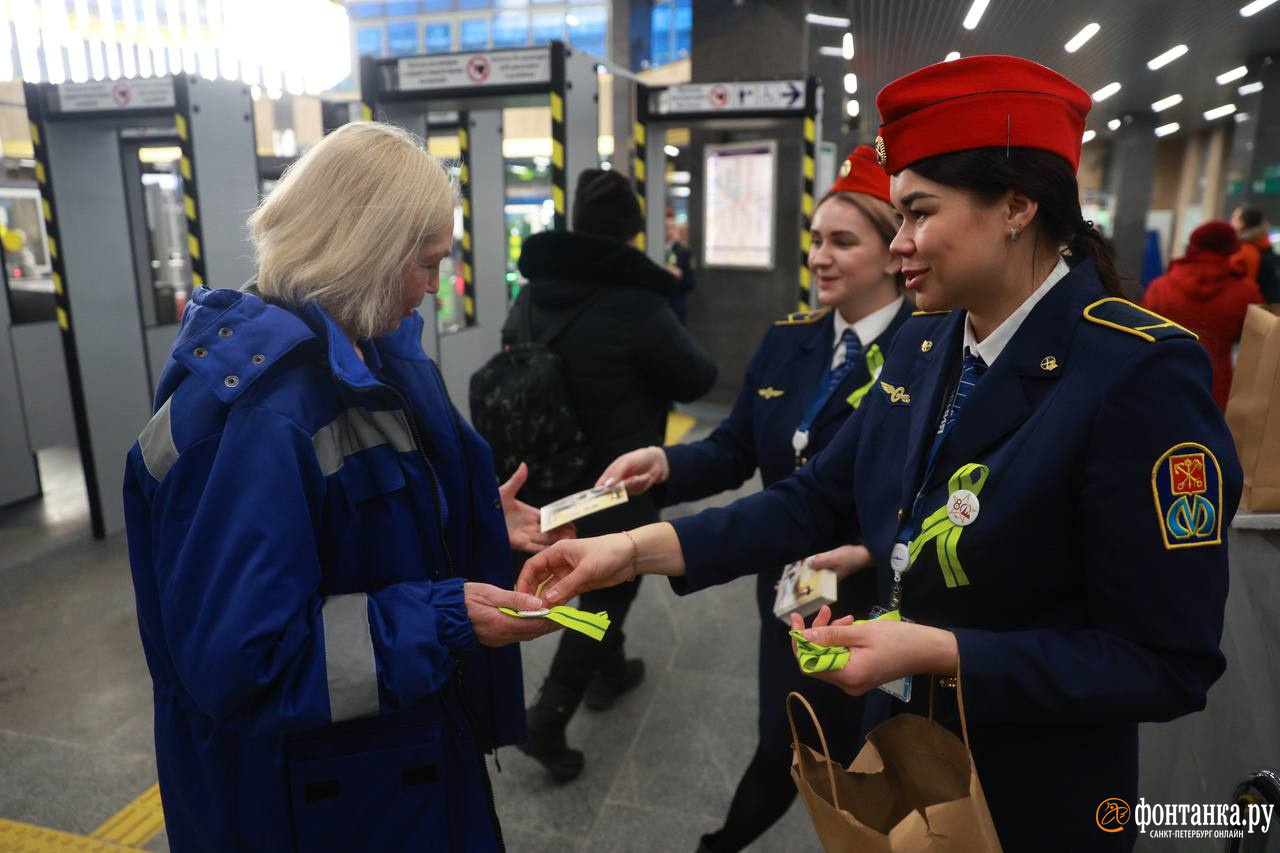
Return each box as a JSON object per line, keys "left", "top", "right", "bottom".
{"left": 504, "top": 168, "right": 717, "bottom": 781}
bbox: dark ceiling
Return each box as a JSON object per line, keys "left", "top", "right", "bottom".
{"left": 825, "top": 0, "right": 1280, "bottom": 140}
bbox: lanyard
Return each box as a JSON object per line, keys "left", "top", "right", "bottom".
{"left": 792, "top": 344, "right": 872, "bottom": 466}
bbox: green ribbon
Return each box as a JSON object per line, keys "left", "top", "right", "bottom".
{"left": 498, "top": 606, "right": 611, "bottom": 641}
{"left": 788, "top": 609, "right": 901, "bottom": 673}
{"left": 907, "top": 462, "right": 989, "bottom": 588}
{"left": 845, "top": 344, "right": 885, "bottom": 410}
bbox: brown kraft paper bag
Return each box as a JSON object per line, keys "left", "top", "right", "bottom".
{"left": 1225, "top": 304, "right": 1280, "bottom": 511}
{"left": 787, "top": 672, "right": 1002, "bottom": 852}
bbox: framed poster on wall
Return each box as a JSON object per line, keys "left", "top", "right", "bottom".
{"left": 703, "top": 140, "right": 777, "bottom": 269}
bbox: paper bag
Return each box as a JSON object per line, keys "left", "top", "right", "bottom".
{"left": 1225, "top": 304, "right": 1280, "bottom": 511}
{"left": 788, "top": 674, "right": 1001, "bottom": 852}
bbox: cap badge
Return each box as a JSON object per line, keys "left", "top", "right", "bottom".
{"left": 874, "top": 136, "right": 887, "bottom": 167}
{"left": 839, "top": 158, "right": 853, "bottom": 177}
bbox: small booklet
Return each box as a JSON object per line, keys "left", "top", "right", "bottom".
{"left": 772, "top": 557, "right": 838, "bottom": 624}
{"left": 539, "top": 483, "right": 629, "bottom": 532}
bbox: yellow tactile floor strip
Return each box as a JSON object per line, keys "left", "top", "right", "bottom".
{"left": 0, "top": 818, "right": 146, "bottom": 852}
{"left": 664, "top": 411, "right": 697, "bottom": 446}
{"left": 91, "top": 783, "right": 164, "bottom": 847}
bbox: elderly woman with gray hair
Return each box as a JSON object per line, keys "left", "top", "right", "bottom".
{"left": 122, "top": 122, "right": 567, "bottom": 852}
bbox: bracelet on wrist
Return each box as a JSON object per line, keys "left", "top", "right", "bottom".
{"left": 622, "top": 530, "right": 640, "bottom": 581}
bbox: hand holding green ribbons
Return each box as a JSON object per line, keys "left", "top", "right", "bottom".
{"left": 498, "top": 606, "right": 611, "bottom": 641}
{"left": 789, "top": 609, "right": 901, "bottom": 673}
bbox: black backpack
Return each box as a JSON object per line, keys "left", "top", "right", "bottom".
{"left": 469, "top": 290, "right": 599, "bottom": 493}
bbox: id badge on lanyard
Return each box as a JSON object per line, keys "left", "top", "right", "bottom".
{"left": 868, "top": 605, "right": 913, "bottom": 703}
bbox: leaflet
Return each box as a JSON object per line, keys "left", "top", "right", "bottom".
{"left": 539, "top": 483, "right": 629, "bottom": 532}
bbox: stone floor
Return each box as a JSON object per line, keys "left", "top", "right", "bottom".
{"left": 0, "top": 404, "right": 821, "bottom": 852}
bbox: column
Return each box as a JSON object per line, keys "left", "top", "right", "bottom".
{"left": 1107, "top": 113, "right": 1159, "bottom": 298}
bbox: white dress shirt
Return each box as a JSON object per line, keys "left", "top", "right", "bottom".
{"left": 962, "top": 258, "right": 1070, "bottom": 367}
{"left": 833, "top": 296, "right": 905, "bottom": 369}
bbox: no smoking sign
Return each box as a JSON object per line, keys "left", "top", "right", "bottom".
{"left": 466, "top": 55, "right": 490, "bottom": 83}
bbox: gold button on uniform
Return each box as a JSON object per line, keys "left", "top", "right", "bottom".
{"left": 921, "top": 340, "right": 933, "bottom": 352}
{"left": 897, "top": 508, "right": 904, "bottom": 520}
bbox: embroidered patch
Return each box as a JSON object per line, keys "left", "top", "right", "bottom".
{"left": 1151, "top": 443, "right": 1222, "bottom": 550}
{"left": 879, "top": 381, "right": 911, "bottom": 406}
{"left": 757, "top": 387, "right": 785, "bottom": 400}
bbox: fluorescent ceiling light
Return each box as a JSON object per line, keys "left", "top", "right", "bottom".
{"left": 805, "top": 13, "right": 852, "bottom": 27}
{"left": 565, "top": 13, "right": 579, "bottom": 26}
{"left": 1217, "top": 66, "right": 1248, "bottom": 85}
{"left": 842, "top": 32, "right": 854, "bottom": 59}
{"left": 1236, "top": 112, "right": 1250, "bottom": 122}
{"left": 846, "top": 99, "right": 860, "bottom": 118}
{"left": 1154, "top": 122, "right": 1180, "bottom": 137}
{"left": 1082, "top": 130, "right": 1097, "bottom": 143}
{"left": 844, "top": 72, "right": 857, "bottom": 94}
{"left": 667, "top": 171, "right": 691, "bottom": 185}
{"left": 1151, "top": 94, "right": 1183, "bottom": 112}
{"left": 1204, "top": 103, "right": 1237, "bottom": 120}
{"left": 945, "top": 51, "right": 961, "bottom": 62}
{"left": 1240, "top": 0, "right": 1280, "bottom": 16}
{"left": 1064, "top": 23, "right": 1100, "bottom": 53}
{"left": 962, "top": 0, "right": 990, "bottom": 30}
{"left": 818, "top": 46, "right": 845, "bottom": 57}
{"left": 1147, "top": 45, "right": 1188, "bottom": 70}
{"left": 1092, "top": 82, "right": 1122, "bottom": 102}
{"left": 1108, "top": 118, "right": 1122, "bottom": 130}
{"left": 664, "top": 144, "right": 680, "bottom": 157}
{"left": 1239, "top": 81, "right": 1264, "bottom": 95}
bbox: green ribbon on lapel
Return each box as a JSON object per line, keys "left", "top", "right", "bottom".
{"left": 845, "top": 344, "right": 886, "bottom": 409}
{"left": 908, "top": 463, "right": 990, "bottom": 588}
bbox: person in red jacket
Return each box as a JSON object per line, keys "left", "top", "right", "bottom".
{"left": 1143, "top": 221, "right": 1263, "bottom": 410}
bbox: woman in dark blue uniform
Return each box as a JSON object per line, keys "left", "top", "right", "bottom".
{"left": 596, "top": 146, "right": 911, "bottom": 853}
{"left": 519, "top": 56, "right": 1242, "bottom": 853}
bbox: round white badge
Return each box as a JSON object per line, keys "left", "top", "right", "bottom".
{"left": 947, "top": 490, "right": 980, "bottom": 527}
{"left": 889, "top": 542, "right": 911, "bottom": 573}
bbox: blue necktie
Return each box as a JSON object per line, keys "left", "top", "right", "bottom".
{"left": 937, "top": 349, "right": 987, "bottom": 438}
{"left": 827, "top": 328, "right": 861, "bottom": 392}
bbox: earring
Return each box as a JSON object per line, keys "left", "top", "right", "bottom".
{"left": 1008, "top": 227, "right": 1019, "bottom": 242}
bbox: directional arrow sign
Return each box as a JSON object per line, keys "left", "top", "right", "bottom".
{"left": 655, "top": 80, "right": 807, "bottom": 115}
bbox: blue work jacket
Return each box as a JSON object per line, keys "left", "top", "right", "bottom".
{"left": 123, "top": 287, "right": 524, "bottom": 852}
{"left": 658, "top": 300, "right": 912, "bottom": 763}
{"left": 669, "top": 260, "right": 1242, "bottom": 852}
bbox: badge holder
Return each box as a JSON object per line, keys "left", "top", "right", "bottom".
{"left": 868, "top": 605, "right": 913, "bottom": 703}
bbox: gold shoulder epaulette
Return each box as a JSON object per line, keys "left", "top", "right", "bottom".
{"left": 774, "top": 307, "right": 832, "bottom": 326}
{"left": 911, "top": 309, "right": 951, "bottom": 316}
{"left": 1083, "top": 297, "right": 1197, "bottom": 343}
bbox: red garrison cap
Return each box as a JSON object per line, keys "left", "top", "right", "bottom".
{"left": 873, "top": 55, "right": 1092, "bottom": 175}
{"left": 827, "top": 145, "right": 891, "bottom": 203}
{"left": 1188, "top": 221, "right": 1240, "bottom": 255}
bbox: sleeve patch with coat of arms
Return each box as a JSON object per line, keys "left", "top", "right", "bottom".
{"left": 1151, "top": 442, "right": 1223, "bottom": 550}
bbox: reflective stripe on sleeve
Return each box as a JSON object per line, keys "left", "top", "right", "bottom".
{"left": 320, "top": 593, "right": 380, "bottom": 722}
{"left": 138, "top": 396, "right": 179, "bottom": 482}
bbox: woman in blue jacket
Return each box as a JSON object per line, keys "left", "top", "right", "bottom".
{"left": 518, "top": 57, "right": 1242, "bottom": 852}
{"left": 123, "top": 122, "right": 568, "bottom": 851}
{"left": 597, "top": 145, "right": 910, "bottom": 853}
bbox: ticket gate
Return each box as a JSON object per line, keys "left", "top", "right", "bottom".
{"left": 22, "top": 75, "right": 257, "bottom": 537}
{"left": 356, "top": 39, "right": 600, "bottom": 417}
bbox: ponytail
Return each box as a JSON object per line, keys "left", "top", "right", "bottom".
{"left": 1068, "top": 222, "right": 1123, "bottom": 296}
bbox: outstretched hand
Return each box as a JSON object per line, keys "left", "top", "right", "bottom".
{"left": 500, "top": 462, "right": 577, "bottom": 554}
{"left": 596, "top": 446, "right": 669, "bottom": 496}
{"left": 516, "top": 534, "right": 637, "bottom": 605}
{"left": 464, "top": 582, "right": 563, "bottom": 647}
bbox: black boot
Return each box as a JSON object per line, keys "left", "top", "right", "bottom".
{"left": 584, "top": 658, "right": 646, "bottom": 711}
{"left": 518, "top": 681, "right": 585, "bottom": 782}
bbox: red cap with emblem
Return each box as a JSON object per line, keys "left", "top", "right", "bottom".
{"left": 827, "top": 145, "right": 891, "bottom": 203}
{"left": 873, "top": 55, "right": 1091, "bottom": 175}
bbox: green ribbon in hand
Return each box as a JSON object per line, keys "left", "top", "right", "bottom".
{"left": 789, "top": 609, "right": 901, "bottom": 673}
{"left": 498, "top": 606, "right": 612, "bottom": 641}
{"left": 845, "top": 344, "right": 886, "bottom": 410}
{"left": 908, "top": 462, "right": 989, "bottom": 588}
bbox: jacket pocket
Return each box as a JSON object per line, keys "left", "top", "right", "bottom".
{"left": 336, "top": 448, "right": 409, "bottom": 508}
{"left": 287, "top": 720, "right": 446, "bottom": 852}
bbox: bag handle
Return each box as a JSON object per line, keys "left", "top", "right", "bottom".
{"left": 786, "top": 691, "right": 841, "bottom": 811}
{"left": 927, "top": 659, "right": 973, "bottom": 751}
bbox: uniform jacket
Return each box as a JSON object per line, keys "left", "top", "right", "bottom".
{"left": 1142, "top": 247, "right": 1263, "bottom": 410}
{"left": 505, "top": 229, "right": 717, "bottom": 535}
{"left": 657, "top": 300, "right": 912, "bottom": 762}
{"left": 123, "top": 286, "right": 524, "bottom": 852}
{"left": 668, "top": 260, "right": 1241, "bottom": 852}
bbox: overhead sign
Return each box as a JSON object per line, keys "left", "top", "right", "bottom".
{"left": 656, "top": 80, "right": 806, "bottom": 115}
{"left": 398, "top": 49, "right": 552, "bottom": 91}
{"left": 55, "top": 78, "right": 176, "bottom": 112}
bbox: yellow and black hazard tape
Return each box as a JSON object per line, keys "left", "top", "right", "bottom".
{"left": 549, "top": 44, "right": 569, "bottom": 231}
{"left": 632, "top": 119, "right": 647, "bottom": 252}
{"left": 457, "top": 118, "right": 477, "bottom": 326}
{"left": 173, "top": 76, "right": 206, "bottom": 291}
{"left": 798, "top": 79, "right": 818, "bottom": 314}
